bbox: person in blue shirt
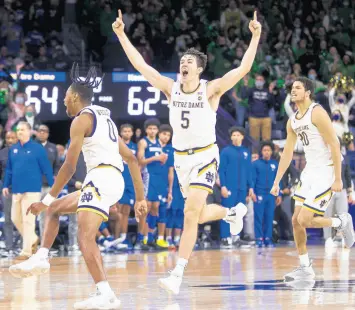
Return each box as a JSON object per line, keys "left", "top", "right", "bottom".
{"left": 136, "top": 118, "right": 167, "bottom": 250}
{"left": 2, "top": 121, "right": 54, "bottom": 259}
{"left": 156, "top": 124, "right": 174, "bottom": 248}
{"left": 252, "top": 141, "right": 282, "bottom": 248}
{"left": 219, "top": 127, "right": 255, "bottom": 248}
{"left": 116, "top": 123, "right": 137, "bottom": 249}
{"left": 166, "top": 169, "right": 185, "bottom": 249}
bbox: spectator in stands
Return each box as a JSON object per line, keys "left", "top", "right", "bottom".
{"left": 219, "top": 127, "right": 255, "bottom": 248}
{"left": 56, "top": 144, "right": 66, "bottom": 163}
{"left": 220, "top": 0, "right": 248, "bottom": 36}
{"left": 122, "top": 2, "right": 136, "bottom": 34}
{"left": 0, "top": 130, "right": 17, "bottom": 257}
{"left": 34, "top": 46, "right": 51, "bottom": 70}
{"left": 1, "top": 12, "right": 23, "bottom": 56}
{"left": 2, "top": 122, "right": 53, "bottom": 260}
{"left": 67, "top": 151, "right": 86, "bottom": 254}
{"left": 24, "top": 22, "right": 45, "bottom": 56}
{"left": 16, "top": 104, "right": 41, "bottom": 136}
{"left": 36, "top": 124, "right": 61, "bottom": 237}
{"left": 241, "top": 74, "right": 275, "bottom": 143}
{"left": 0, "top": 125, "right": 4, "bottom": 149}
{"left": 252, "top": 141, "right": 282, "bottom": 248}
{"left": 5, "top": 92, "right": 25, "bottom": 132}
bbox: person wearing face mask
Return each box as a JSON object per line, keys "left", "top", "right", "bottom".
{"left": 328, "top": 86, "right": 355, "bottom": 132}
{"left": 5, "top": 92, "right": 25, "bottom": 132}
{"left": 241, "top": 74, "right": 275, "bottom": 143}
{"left": 0, "top": 131, "right": 18, "bottom": 257}
{"left": 15, "top": 104, "right": 42, "bottom": 136}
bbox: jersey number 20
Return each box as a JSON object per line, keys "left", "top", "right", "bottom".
{"left": 298, "top": 132, "right": 309, "bottom": 146}
{"left": 181, "top": 111, "right": 190, "bottom": 129}
{"left": 107, "top": 119, "right": 117, "bottom": 142}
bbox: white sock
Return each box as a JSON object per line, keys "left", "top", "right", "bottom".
{"left": 120, "top": 233, "right": 127, "bottom": 240}
{"left": 174, "top": 236, "right": 180, "bottom": 243}
{"left": 143, "top": 236, "right": 148, "bottom": 242}
{"left": 299, "top": 253, "right": 310, "bottom": 267}
{"left": 167, "top": 236, "right": 172, "bottom": 242}
{"left": 98, "top": 236, "right": 104, "bottom": 241}
{"left": 172, "top": 258, "right": 188, "bottom": 277}
{"left": 96, "top": 281, "right": 112, "bottom": 294}
{"left": 158, "top": 236, "right": 164, "bottom": 240}
{"left": 331, "top": 217, "right": 341, "bottom": 228}
{"left": 36, "top": 248, "right": 49, "bottom": 259}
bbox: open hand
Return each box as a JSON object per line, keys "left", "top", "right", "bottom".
{"left": 112, "top": 9, "right": 125, "bottom": 36}
{"left": 134, "top": 200, "right": 147, "bottom": 222}
{"left": 249, "top": 11, "right": 262, "bottom": 38}
{"left": 270, "top": 184, "right": 280, "bottom": 196}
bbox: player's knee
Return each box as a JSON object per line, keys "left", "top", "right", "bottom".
{"left": 297, "top": 214, "right": 312, "bottom": 228}
{"left": 184, "top": 203, "right": 200, "bottom": 223}
{"left": 292, "top": 214, "right": 300, "bottom": 228}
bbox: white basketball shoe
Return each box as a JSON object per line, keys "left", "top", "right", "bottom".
{"left": 284, "top": 263, "right": 315, "bottom": 282}
{"left": 158, "top": 270, "right": 183, "bottom": 295}
{"left": 336, "top": 213, "right": 355, "bottom": 248}
{"left": 223, "top": 203, "right": 248, "bottom": 235}
{"left": 73, "top": 289, "right": 121, "bottom": 309}
{"left": 9, "top": 253, "right": 50, "bottom": 278}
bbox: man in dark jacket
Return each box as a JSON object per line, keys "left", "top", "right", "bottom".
{"left": 241, "top": 74, "right": 275, "bottom": 142}
{"left": 0, "top": 130, "right": 17, "bottom": 256}
{"left": 36, "top": 124, "right": 61, "bottom": 237}
{"left": 219, "top": 126, "right": 255, "bottom": 248}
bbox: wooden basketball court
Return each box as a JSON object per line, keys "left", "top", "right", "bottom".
{"left": 0, "top": 246, "right": 354, "bottom": 309}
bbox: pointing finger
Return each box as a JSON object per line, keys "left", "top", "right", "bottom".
{"left": 118, "top": 9, "right": 122, "bottom": 20}
{"left": 254, "top": 11, "right": 257, "bottom": 21}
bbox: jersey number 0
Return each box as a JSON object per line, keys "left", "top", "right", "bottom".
{"left": 298, "top": 132, "right": 309, "bottom": 146}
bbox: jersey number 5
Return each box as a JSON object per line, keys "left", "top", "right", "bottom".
{"left": 107, "top": 119, "right": 117, "bottom": 142}
{"left": 181, "top": 111, "right": 190, "bottom": 129}
{"left": 298, "top": 132, "right": 309, "bottom": 146}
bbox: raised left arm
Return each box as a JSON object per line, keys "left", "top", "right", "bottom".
{"left": 207, "top": 11, "right": 261, "bottom": 104}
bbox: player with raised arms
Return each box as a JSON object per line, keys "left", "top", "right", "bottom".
{"left": 9, "top": 63, "right": 147, "bottom": 309}
{"left": 113, "top": 10, "right": 261, "bottom": 294}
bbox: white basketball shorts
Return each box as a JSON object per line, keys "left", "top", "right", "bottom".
{"left": 174, "top": 143, "right": 219, "bottom": 198}
{"left": 293, "top": 165, "right": 335, "bottom": 216}
{"left": 77, "top": 165, "right": 124, "bottom": 221}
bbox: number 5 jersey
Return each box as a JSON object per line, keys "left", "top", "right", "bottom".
{"left": 169, "top": 79, "right": 216, "bottom": 151}
{"left": 290, "top": 102, "right": 333, "bottom": 168}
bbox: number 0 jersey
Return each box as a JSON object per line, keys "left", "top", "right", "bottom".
{"left": 169, "top": 79, "right": 216, "bottom": 150}
{"left": 290, "top": 102, "right": 333, "bottom": 167}
{"left": 77, "top": 105, "right": 124, "bottom": 172}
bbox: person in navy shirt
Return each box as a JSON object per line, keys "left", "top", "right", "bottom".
{"left": 2, "top": 121, "right": 53, "bottom": 259}
{"left": 252, "top": 141, "right": 282, "bottom": 248}
{"left": 136, "top": 118, "right": 167, "bottom": 250}
{"left": 219, "top": 127, "right": 255, "bottom": 248}
{"left": 115, "top": 123, "right": 137, "bottom": 249}
{"left": 156, "top": 124, "right": 174, "bottom": 249}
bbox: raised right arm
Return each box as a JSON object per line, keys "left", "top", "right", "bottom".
{"left": 113, "top": 10, "right": 174, "bottom": 97}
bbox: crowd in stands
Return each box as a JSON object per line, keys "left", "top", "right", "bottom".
{"left": 0, "top": 0, "right": 355, "bottom": 256}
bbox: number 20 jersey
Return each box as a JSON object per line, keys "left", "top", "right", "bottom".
{"left": 290, "top": 102, "right": 332, "bottom": 167}
{"left": 169, "top": 79, "right": 216, "bottom": 150}
{"left": 77, "top": 105, "right": 124, "bottom": 172}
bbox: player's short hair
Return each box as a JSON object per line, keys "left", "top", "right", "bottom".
{"left": 294, "top": 77, "right": 315, "bottom": 99}
{"left": 260, "top": 141, "right": 274, "bottom": 152}
{"left": 144, "top": 118, "right": 160, "bottom": 130}
{"left": 159, "top": 124, "right": 173, "bottom": 135}
{"left": 69, "top": 62, "right": 104, "bottom": 104}
{"left": 229, "top": 126, "right": 245, "bottom": 137}
{"left": 182, "top": 48, "right": 208, "bottom": 72}
{"left": 17, "top": 121, "right": 31, "bottom": 130}
{"left": 120, "top": 123, "right": 134, "bottom": 132}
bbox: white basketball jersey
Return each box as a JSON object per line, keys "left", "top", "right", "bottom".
{"left": 290, "top": 102, "right": 332, "bottom": 167}
{"left": 77, "top": 105, "right": 124, "bottom": 172}
{"left": 169, "top": 79, "right": 216, "bottom": 150}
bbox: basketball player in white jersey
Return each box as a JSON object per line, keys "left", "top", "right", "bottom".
{"left": 112, "top": 10, "right": 261, "bottom": 294}
{"left": 270, "top": 77, "right": 354, "bottom": 281}
{"left": 9, "top": 64, "right": 147, "bottom": 309}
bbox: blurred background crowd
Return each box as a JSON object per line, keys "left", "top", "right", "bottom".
{"left": 0, "top": 0, "right": 355, "bottom": 258}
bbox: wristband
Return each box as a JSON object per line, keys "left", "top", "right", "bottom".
{"left": 42, "top": 194, "right": 56, "bottom": 206}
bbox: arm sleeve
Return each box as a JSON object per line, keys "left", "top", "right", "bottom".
{"left": 218, "top": 149, "right": 228, "bottom": 187}
{"left": 37, "top": 146, "right": 54, "bottom": 187}
{"left": 3, "top": 150, "right": 12, "bottom": 188}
